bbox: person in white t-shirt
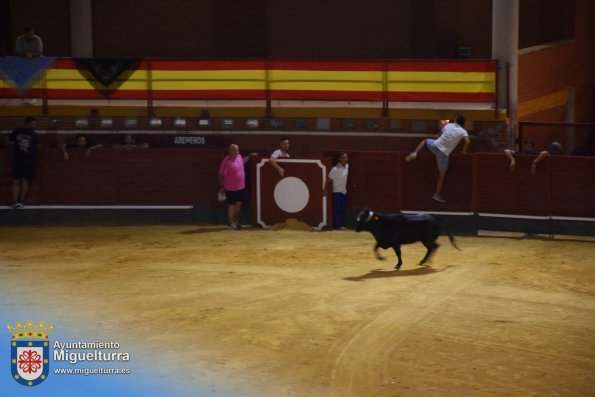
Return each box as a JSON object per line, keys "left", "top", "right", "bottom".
{"left": 405, "top": 116, "right": 470, "bottom": 203}
{"left": 325, "top": 152, "right": 349, "bottom": 230}
{"left": 270, "top": 137, "right": 290, "bottom": 177}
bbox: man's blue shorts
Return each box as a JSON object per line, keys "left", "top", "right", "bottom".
{"left": 426, "top": 139, "right": 449, "bottom": 172}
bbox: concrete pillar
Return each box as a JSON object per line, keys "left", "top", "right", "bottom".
{"left": 70, "top": 0, "right": 93, "bottom": 57}
{"left": 492, "top": 0, "right": 519, "bottom": 149}
{"left": 566, "top": 86, "right": 575, "bottom": 153}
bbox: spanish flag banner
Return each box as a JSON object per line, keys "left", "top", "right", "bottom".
{"left": 0, "top": 58, "right": 496, "bottom": 103}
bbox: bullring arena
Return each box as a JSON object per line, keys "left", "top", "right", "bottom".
{"left": 2, "top": 2, "right": 595, "bottom": 395}
{"left": 1, "top": 66, "right": 594, "bottom": 397}
{"left": 1, "top": 223, "right": 594, "bottom": 396}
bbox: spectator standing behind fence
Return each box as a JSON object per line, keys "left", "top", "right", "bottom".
{"left": 405, "top": 116, "right": 470, "bottom": 203}
{"left": 15, "top": 28, "right": 43, "bottom": 58}
{"left": 270, "top": 137, "right": 290, "bottom": 177}
{"left": 504, "top": 139, "right": 539, "bottom": 171}
{"left": 112, "top": 134, "right": 149, "bottom": 150}
{"left": 218, "top": 144, "right": 257, "bottom": 230}
{"left": 62, "top": 135, "right": 103, "bottom": 160}
{"left": 9, "top": 116, "right": 39, "bottom": 209}
{"left": 325, "top": 152, "right": 349, "bottom": 230}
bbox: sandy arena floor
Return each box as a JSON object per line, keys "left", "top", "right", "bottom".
{"left": 1, "top": 225, "right": 594, "bottom": 396}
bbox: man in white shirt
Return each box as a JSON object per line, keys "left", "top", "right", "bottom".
{"left": 270, "top": 137, "right": 290, "bottom": 177}
{"left": 325, "top": 152, "right": 349, "bottom": 230}
{"left": 405, "top": 116, "right": 470, "bottom": 203}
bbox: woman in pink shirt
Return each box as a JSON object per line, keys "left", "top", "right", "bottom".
{"left": 218, "top": 144, "right": 256, "bottom": 229}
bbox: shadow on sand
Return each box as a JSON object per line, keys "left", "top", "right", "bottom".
{"left": 344, "top": 265, "right": 454, "bottom": 282}
{"left": 181, "top": 226, "right": 264, "bottom": 234}
{"left": 180, "top": 227, "right": 230, "bottom": 234}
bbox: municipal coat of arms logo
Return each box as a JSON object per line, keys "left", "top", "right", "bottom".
{"left": 7, "top": 320, "right": 53, "bottom": 387}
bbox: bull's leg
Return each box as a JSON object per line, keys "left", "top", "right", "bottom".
{"left": 392, "top": 245, "right": 403, "bottom": 270}
{"left": 374, "top": 243, "right": 385, "bottom": 261}
{"left": 419, "top": 240, "right": 439, "bottom": 265}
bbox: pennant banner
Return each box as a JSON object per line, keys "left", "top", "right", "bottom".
{"left": 0, "top": 56, "right": 55, "bottom": 96}
{"left": 75, "top": 58, "right": 140, "bottom": 87}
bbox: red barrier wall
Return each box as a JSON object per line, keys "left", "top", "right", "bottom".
{"left": 1, "top": 149, "right": 594, "bottom": 218}
{"left": 550, "top": 156, "right": 595, "bottom": 217}
{"left": 0, "top": 148, "right": 222, "bottom": 207}
{"left": 475, "top": 153, "right": 550, "bottom": 216}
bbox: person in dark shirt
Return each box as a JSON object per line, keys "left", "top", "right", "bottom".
{"left": 15, "top": 27, "right": 43, "bottom": 58}
{"left": 112, "top": 134, "right": 149, "bottom": 150}
{"left": 505, "top": 140, "right": 562, "bottom": 173}
{"left": 503, "top": 139, "right": 539, "bottom": 171}
{"left": 530, "top": 141, "right": 562, "bottom": 174}
{"left": 9, "top": 116, "right": 39, "bottom": 208}
{"left": 61, "top": 134, "right": 103, "bottom": 160}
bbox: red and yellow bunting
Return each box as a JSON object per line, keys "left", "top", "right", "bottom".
{"left": 0, "top": 58, "right": 496, "bottom": 103}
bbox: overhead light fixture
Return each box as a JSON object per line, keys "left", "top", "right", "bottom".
{"left": 124, "top": 118, "right": 138, "bottom": 129}
{"left": 246, "top": 119, "right": 259, "bottom": 128}
{"left": 75, "top": 118, "right": 89, "bottom": 128}
{"left": 174, "top": 117, "right": 187, "bottom": 128}
{"left": 222, "top": 119, "right": 234, "bottom": 129}
{"left": 293, "top": 118, "right": 306, "bottom": 129}
{"left": 340, "top": 119, "right": 354, "bottom": 130}
{"left": 149, "top": 117, "right": 162, "bottom": 128}
{"left": 389, "top": 119, "right": 401, "bottom": 130}
{"left": 366, "top": 119, "right": 379, "bottom": 129}
{"left": 100, "top": 118, "right": 113, "bottom": 128}
{"left": 316, "top": 118, "right": 330, "bottom": 130}
{"left": 270, "top": 118, "right": 283, "bottom": 129}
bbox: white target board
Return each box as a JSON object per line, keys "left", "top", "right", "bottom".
{"left": 253, "top": 158, "right": 331, "bottom": 230}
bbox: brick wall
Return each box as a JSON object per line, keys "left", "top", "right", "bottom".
{"left": 518, "top": 0, "right": 595, "bottom": 123}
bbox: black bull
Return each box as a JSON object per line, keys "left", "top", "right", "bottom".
{"left": 356, "top": 208, "right": 460, "bottom": 270}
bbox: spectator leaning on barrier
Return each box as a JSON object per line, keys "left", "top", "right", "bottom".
{"left": 218, "top": 144, "right": 258, "bottom": 230}
{"left": 112, "top": 134, "right": 149, "bottom": 150}
{"left": 270, "top": 137, "right": 290, "bottom": 177}
{"left": 530, "top": 142, "right": 562, "bottom": 174}
{"left": 15, "top": 27, "right": 43, "bottom": 105}
{"left": 61, "top": 134, "right": 103, "bottom": 160}
{"left": 405, "top": 116, "right": 470, "bottom": 203}
{"left": 9, "top": 116, "right": 39, "bottom": 209}
{"left": 504, "top": 139, "right": 539, "bottom": 171}
{"left": 504, "top": 140, "right": 562, "bottom": 174}
{"left": 15, "top": 27, "right": 43, "bottom": 58}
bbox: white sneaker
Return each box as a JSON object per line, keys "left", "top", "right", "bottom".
{"left": 432, "top": 194, "right": 446, "bottom": 203}
{"left": 405, "top": 152, "right": 417, "bottom": 162}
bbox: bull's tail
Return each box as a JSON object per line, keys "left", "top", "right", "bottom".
{"left": 435, "top": 216, "right": 462, "bottom": 251}
{"left": 447, "top": 233, "right": 461, "bottom": 251}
